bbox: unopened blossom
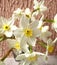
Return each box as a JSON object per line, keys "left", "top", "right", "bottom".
{"left": 24, "top": 8, "right": 31, "bottom": 18}
{"left": 12, "top": 8, "right": 23, "bottom": 20}
{"left": 24, "top": 8, "right": 36, "bottom": 22}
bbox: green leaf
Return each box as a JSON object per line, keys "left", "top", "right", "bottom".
{"left": 43, "top": 19, "right": 54, "bottom": 23}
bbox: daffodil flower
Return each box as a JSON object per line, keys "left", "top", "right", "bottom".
{"left": 14, "top": 15, "right": 41, "bottom": 46}
{"left": 7, "top": 39, "right": 29, "bottom": 53}
{"left": 44, "top": 38, "right": 57, "bottom": 62}
{"left": 37, "top": 15, "right": 52, "bottom": 43}
{"left": 52, "top": 14, "right": 57, "bottom": 32}
{"left": 0, "top": 17, "right": 17, "bottom": 37}
{"left": 16, "top": 52, "right": 45, "bottom": 65}
{"left": 33, "top": 0, "right": 47, "bottom": 15}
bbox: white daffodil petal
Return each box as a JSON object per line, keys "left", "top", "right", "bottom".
{"left": 38, "top": 20, "right": 43, "bottom": 28}
{"left": 42, "top": 26, "right": 49, "bottom": 32}
{"left": 16, "top": 54, "right": 26, "bottom": 61}
{"left": 21, "top": 45, "right": 29, "bottom": 53}
{"left": 13, "top": 8, "right": 22, "bottom": 15}
{"left": 29, "top": 20, "right": 39, "bottom": 29}
{"left": 40, "top": 0, "right": 47, "bottom": 11}
{"left": 0, "top": 17, "right": 7, "bottom": 24}
{"left": 27, "top": 38, "right": 36, "bottom": 46}
{"left": 39, "top": 31, "right": 52, "bottom": 43}
{"left": 53, "top": 23, "right": 57, "bottom": 28}
{"left": 44, "top": 31, "right": 52, "bottom": 37}
{"left": 54, "top": 14, "right": 57, "bottom": 22}
{"left": 40, "top": 5, "right": 47, "bottom": 12}
{"left": 33, "top": 0, "right": 38, "bottom": 5}
{"left": 20, "top": 15, "right": 29, "bottom": 28}
{"left": 38, "top": 15, "right": 44, "bottom": 28}
{"left": 33, "top": 29, "right": 41, "bottom": 37}
{"left": 53, "top": 14, "right": 57, "bottom": 32}
{"left": 35, "top": 52, "right": 45, "bottom": 56}
{"left": 7, "top": 17, "right": 14, "bottom": 25}
{"left": 20, "top": 34, "right": 27, "bottom": 43}
{"left": 20, "top": 36, "right": 29, "bottom": 53}
{"left": 31, "top": 16, "right": 36, "bottom": 22}
{"left": 14, "top": 28, "right": 23, "bottom": 38}
{"left": 21, "top": 42, "right": 29, "bottom": 53}
{"left": 4, "top": 31, "right": 13, "bottom": 37}
{"left": 7, "top": 39, "right": 28, "bottom": 53}
{"left": 41, "top": 31, "right": 52, "bottom": 38}
{"left": 0, "top": 28, "right": 4, "bottom": 33}
{"left": 52, "top": 23, "right": 57, "bottom": 32}
{"left": 11, "top": 25, "right": 17, "bottom": 31}
{"left": 42, "top": 37, "right": 48, "bottom": 43}
{"left": 40, "top": 0, "right": 44, "bottom": 5}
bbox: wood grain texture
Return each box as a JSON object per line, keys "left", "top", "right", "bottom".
{"left": 0, "top": 0, "right": 57, "bottom": 57}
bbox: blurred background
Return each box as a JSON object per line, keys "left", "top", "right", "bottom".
{"left": 0, "top": 0, "right": 57, "bottom": 58}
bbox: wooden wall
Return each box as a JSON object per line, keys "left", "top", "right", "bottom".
{"left": 0, "top": 0, "right": 57, "bottom": 57}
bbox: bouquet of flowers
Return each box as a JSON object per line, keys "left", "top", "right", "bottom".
{"left": 0, "top": 0, "right": 57, "bottom": 65}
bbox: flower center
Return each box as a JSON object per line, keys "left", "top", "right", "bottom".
{"left": 37, "top": 7, "right": 40, "bottom": 10}
{"left": 27, "top": 55, "right": 37, "bottom": 61}
{"left": 14, "top": 42, "right": 21, "bottom": 50}
{"left": 47, "top": 45, "right": 54, "bottom": 53}
{"left": 24, "top": 28, "right": 33, "bottom": 37}
{"left": 3, "top": 24, "right": 10, "bottom": 31}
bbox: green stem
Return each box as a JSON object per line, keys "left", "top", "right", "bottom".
{"left": 29, "top": 45, "right": 33, "bottom": 53}
{"left": 32, "top": 9, "right": 38, "bottom": 14}
{"left": 0, "top": 34, "right": 15, "bottom": 42}
{"left": 43, "top": 19, "right": 54, "bottom": 23}
{"left": 32, "top": 9, "right": 54, "bottom": 23}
